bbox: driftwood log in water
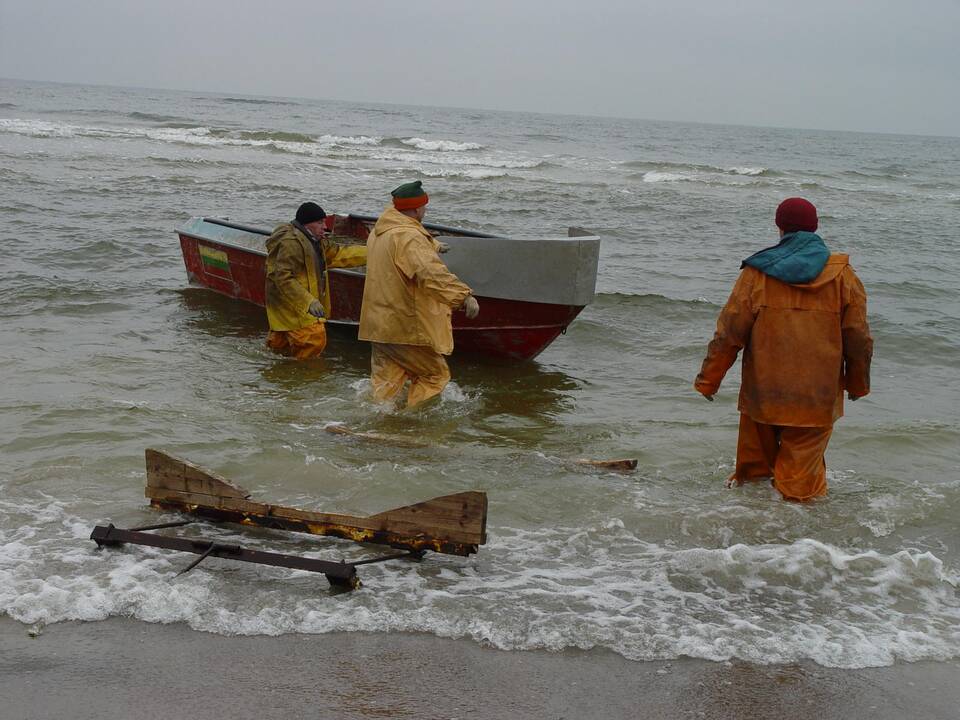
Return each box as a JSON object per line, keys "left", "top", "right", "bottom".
{"left": 574, "top": 458, "right": 639, "bottom": 472}
{"left": 324, "top": 424, "right": 431, "bottom": 448}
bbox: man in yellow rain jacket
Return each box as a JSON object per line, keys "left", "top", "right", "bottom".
{"left": 358, "top": 181, "right": 479, "bottom": 408}
{"left": 694, "top": 198, "right": 873, "bottom": 500}
{"left": 264, "top": 202, "right": 367, "bottom": 359}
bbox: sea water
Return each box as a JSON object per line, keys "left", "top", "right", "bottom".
{"left": 1, "top": 79, "right": 959, "bottom": 668}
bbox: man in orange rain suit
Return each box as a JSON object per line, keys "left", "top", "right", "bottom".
{"left": 694, "top": 198, "right": 873, "bottom": 500}
{"left": 358, "top": 181, "right": 480, "bottom": 408}
{"left": 264, "top": 202, "right": 367, "bottom": 359}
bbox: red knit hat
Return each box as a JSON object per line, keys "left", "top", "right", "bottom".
{"left": 775, "top": 197, "right": 818, "bottom": 233}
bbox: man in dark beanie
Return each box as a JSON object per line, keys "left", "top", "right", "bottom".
{"left": 264, "top": 201, "right": 367, "bottom": 359}
{"left": 358, "top": 181, "right": 479, "bottom": 407}
{"left": 693, "top": 198, "right": 873, "bottom": 500}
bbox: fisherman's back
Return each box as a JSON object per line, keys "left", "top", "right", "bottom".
{"left": 359, "top": 206, "right": 468, "bottom": 355}
{"left": 739, "top": 254, "right": 868, "bottom": 427}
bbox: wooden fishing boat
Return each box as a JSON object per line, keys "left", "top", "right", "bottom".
{"left": 176, "top": 213, "right": 600, "bottom": 361}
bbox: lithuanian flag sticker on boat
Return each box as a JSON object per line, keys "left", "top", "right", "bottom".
{"left": 198, "top": 244, "right": 232, "bottom": 279}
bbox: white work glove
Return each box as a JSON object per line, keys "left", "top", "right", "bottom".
{"left": 461, "top": 295, "right": 479, "bottom": 319}
{"left": 437, "top": 241, "right": 450, "bottom": 253}
{"left": 307, "top": 299, "right": 326, "bottom": 318}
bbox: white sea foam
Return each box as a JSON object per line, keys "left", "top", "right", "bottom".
{"left": 402, "top": 137, "right": 483, "bottom": 152}
{"left": 642, "top": 171, "right": 686, "bottom": 183}
{"left": 370, "top": 148, "right": 542, "bottom": 169}
{"left": 418, "top": 167, "right": 510, "bottom": 180}
{"left": 0, "top": 118, "right": 538, "bottom": 174}
{"left": 3, "top": 496, "right": 959, "bottom": 669}
{"left": 315, "top": 134, "right": 382, "bottom": 146}
{"left": 0, "top": 118, "right": 382, "bottom": 155}
{"left": 0, "top": 118, "right": 85, "bottom": 138}
{"left": 727, "top": 166, "right": 766, "bottom": 176}
{"left": 139, "top": 127, "right": 377, "bottom": 156}
{"left": 440, "top": 382, "right": 469, "bottom": 403}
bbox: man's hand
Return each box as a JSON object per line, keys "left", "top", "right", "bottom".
{"left": 693, "top": 376, "right": 715, "bottom": 402}
{"left": 307, "top": 300, "right": 326, "bottom": 318}
{"left": 437, "top": 241, "right": 450, "bottom": 254}
{"left": 461, "top": 295, "right": 479, "bottom": 319}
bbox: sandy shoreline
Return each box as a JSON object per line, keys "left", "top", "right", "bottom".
{"left": 2, "top": 617, "right": 957, "bottom": 719}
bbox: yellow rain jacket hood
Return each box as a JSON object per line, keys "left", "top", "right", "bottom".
{"left": 358, "top": 206, "right": 472, "bottom": 355}
{"left": 695, "top": 254, "right": 873, "bottom": 427}
{"left": 264, "top": 222, "right": 367, "bottom": 331}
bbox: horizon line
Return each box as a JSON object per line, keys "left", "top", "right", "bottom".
{"left": 2, "top": 74, "right": 958, "bottom": 142}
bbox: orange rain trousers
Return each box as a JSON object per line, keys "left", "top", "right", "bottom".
{"left": 370, "top": 342, "right": 450, "bottom": 408}
{"left": 266, "top": 322, "right": 327, "bottom": 360}
{"left": 733, "top": 413, "right": 832, "bottom": 501}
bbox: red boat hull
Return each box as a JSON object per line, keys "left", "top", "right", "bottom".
{"left": 178, "top": 234, "right": 583, "bottom": 361}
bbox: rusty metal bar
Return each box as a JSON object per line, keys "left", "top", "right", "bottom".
{"left": 351, "top": 549, "right": 425, "bottom": 566}
{"left": 174, "top": 540, "right": 220, "bottom": 577}
{"left": 90, "top": 524, "right": 359, "bottom": 588}
{"left": 129, "top": 520, "right": 195, "bottom": 532}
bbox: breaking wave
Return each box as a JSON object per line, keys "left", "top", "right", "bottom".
{"left": 727, "top": 166, "right": 767, "bottom": 176}
{"left": 232, "top": 130, "right": 319, "bottom": 144}
{"left": 0, "top": 118, "right": 382, "bottom": 153}
{"left": 639, "top": 171, "right": 687, "bottom": 183}
{"left": 417, "top": 167, "right": 510, "bottom": 180}
{"left": 621, "top": 161, "right": 773, "bottom": 186}
{"left": 0, "top": 118, "right": 86, "bottom": 138}
{"left": 2, "top": 497, "right": 958, "bottom": 669}
{"left": 314, "top": 133, "right": 381, "bottom": 146}
{"left": 371, "top": 148, "right": 545, "bottom": 170}
{"left": 0, "top": 119, "right": 542, "bottom": 173}
{"left": 401, "top": 137, "right": 483, "bottom": 152}
{"left": 620, "top": 159, "right": 770, "bottom": 177}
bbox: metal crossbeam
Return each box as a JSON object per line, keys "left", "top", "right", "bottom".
{"left": 91, "top": 524, "right": 363, "bottom": 588}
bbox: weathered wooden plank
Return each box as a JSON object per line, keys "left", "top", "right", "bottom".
{"left": 145, "top": 448, "right": 250, "bottom": 498}
{"left": 142, "top": 450, "right": 487, "bottom": 555}
{"left": 144, "top": 448, "right": 185, "bottom": 490}
{"left": 147, "top": 487, "right": 484, "bottom": 545}
{"left": 369, "top": 492, "right": 487, "bottom": 544}
{"left": 146, "top": 486, "right": 270, "bottom": 515}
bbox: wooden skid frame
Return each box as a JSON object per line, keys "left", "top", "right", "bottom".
{"left": 144, "top": 449, "right": 487, "bottom": 556}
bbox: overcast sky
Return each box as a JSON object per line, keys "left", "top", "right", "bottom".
{"left": 2, "top": 0, "right": 958, "bottom": 137}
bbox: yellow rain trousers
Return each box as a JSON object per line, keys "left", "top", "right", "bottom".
{"left": 358, "top": 207, "right": 472, "bottom": 407}
{"left": 733, "top": 413, "right": 833, "bottom": 501}
{"left": 370, "top": 342, "right": 451, "bottom": 408}
{"left": 266, "top": 323, "right": 327, "bottom": 360}
{"left": 695, "top": 254, "right": 872, "bottom": 500}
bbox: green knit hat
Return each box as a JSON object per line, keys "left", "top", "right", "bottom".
{"left": 391, "top": 180, "right": 428, "bottom": 210}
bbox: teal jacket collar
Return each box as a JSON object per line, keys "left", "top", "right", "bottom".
{"left": 741, "top": 231, "right": 830, "bottom": 284}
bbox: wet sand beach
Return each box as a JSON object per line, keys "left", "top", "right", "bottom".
{"left": 3, "top": 617, "right": 958, "bottom": 720}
